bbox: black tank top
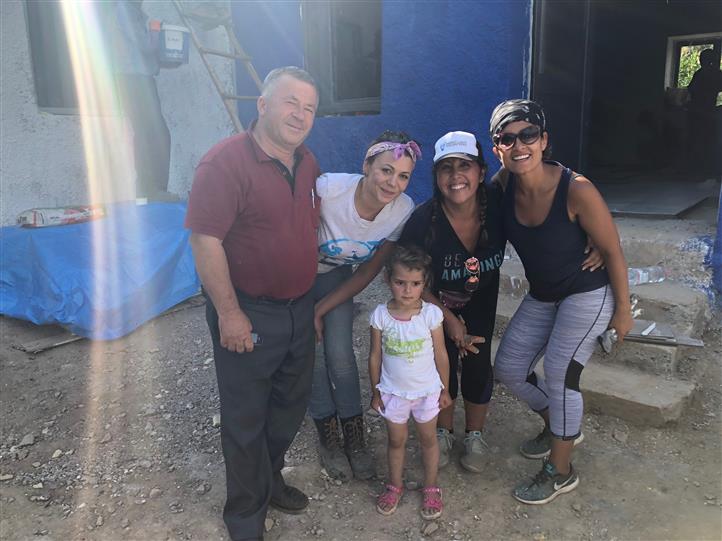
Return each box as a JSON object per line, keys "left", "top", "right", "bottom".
{"left": 502, "top": 163, "right": 609, "bottom": 302}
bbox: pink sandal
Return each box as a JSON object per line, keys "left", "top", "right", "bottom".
{"left": 421, "top": 486, "right": 443, "bottom": 520}
{"left": 376, "top": 483, "right": 403, "bottom": 516}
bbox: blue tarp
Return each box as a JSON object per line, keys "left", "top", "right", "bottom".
{"left": 0, "top": 202, "right": 200, "bottom": 340}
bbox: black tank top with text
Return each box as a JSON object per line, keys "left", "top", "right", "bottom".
{"left": 502, "top": 163, "right": 609, "bottom": 302}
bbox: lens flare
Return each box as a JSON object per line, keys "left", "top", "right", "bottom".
{"left": 58, "top": 3, "right": 157, "bottom": 528}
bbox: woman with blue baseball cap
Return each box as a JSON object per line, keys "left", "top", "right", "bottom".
{"left": 490, "top": 99, "right": 632, "bottom": 505}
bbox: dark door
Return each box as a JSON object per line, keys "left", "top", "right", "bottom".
{"left": 531, "top": 0, "right": 593, "bottom": 171}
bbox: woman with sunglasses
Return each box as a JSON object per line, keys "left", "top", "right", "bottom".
{"left": 490, "top": 99, "right": 633, "bottom": 505}
{"left": 399, "top": 131, "right": 504, "bottom": 473}
{"left": 310, "top": 131, "right": 422, "bottom": 482}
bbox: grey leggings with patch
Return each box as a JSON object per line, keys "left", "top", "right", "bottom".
{"left": 495, "top": 285, "right": 614, "bottom": 439}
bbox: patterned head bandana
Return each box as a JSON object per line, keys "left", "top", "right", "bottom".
{"left": 489, "top": 99, "right": 546, "bottom": 136}
{"left": 364, "top": 141, "right": 423, "bottom": 163}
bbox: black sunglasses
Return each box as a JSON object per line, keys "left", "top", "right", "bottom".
{"left": 493, "top": 125, "right": 542, "bottom": 149}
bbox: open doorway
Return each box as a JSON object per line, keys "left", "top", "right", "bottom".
{"left": 531, "top": 0, "right": 721, "bottom": 217}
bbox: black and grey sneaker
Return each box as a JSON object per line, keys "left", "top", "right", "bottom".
{"left": 519, "top": 427, "right": 585, "bottom": 459}
{"left": 512, "top": 459, "right": 579, "bottom": 505}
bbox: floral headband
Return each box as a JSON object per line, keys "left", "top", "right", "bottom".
{"left": 364, "top": 141, "right": 422, "bottom": 163}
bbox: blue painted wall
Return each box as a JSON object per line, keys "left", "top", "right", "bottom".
{"left": 233, "top": 0, "right": 531, "bottom": 203}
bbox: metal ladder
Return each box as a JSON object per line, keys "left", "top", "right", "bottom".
{"left": 171, "top": 0, "right": 262, "bottom": 133}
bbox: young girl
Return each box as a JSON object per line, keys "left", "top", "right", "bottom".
{"left": 368, "top": 245, "right": 452, "bottom": 520}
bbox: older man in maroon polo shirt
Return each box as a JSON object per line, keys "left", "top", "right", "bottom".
{"left": 185, "top": 66, "right": 320, "bottom": 541}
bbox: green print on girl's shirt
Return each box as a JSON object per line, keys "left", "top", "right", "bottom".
{"left": 383, "top": 329, "right": 424, "bottom": 362}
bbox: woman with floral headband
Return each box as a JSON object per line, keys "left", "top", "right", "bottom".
{"left": 310, "top": 131, "right": 422, "bottom": 481}
{"left": 399, "top": 131, "right": 503, "bottom": 474}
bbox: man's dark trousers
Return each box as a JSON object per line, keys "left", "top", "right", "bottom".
{"left": 206, "top": 292, "right": 315, "bottom": 541}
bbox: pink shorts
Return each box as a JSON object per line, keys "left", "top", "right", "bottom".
{"left": 380, "top": 391, "right": 441, "bottom": 424}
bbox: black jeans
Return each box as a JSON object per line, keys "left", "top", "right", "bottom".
{"left": 206, "top": 291, "right": 315, "bottom": 540}
{"left": 115, "top": 73, "right": 171, "bottom": 196}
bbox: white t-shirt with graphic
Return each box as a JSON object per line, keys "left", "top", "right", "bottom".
{"left": 316, "top": 173, "right": 415, "bottom": 273}
{"left": 369, "top": 301, "right": 444, "bottom": 399}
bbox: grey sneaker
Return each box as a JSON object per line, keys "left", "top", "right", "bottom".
{"left": 513, "top": 459, "right": 579, "bottom": 505}
{"left": 436, "top": 428, "right": 454, "bottom": 468}
{"left": 460, "top": 430, "right": 488, "bottom": 473}
{"left": 520, "top": 427, "right": 585, "bottom": 459}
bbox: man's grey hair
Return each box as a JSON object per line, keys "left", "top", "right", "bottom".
{"left": 261, "top": 66, "right": 319, "bottom": 98}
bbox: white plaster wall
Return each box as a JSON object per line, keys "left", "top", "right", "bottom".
{"left": 0, "top": 1, "right": 236, "bottom": 225}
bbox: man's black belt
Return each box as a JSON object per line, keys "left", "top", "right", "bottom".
{"left": 236, "top": 289, "right": 303, "bottom": 306}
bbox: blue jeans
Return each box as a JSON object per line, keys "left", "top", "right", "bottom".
{"left": 308, "top": 266, "right": 363, "bottom": 420}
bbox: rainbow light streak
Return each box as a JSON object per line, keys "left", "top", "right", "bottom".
{"left": 58, "top": 2, "right": 156, "bottom": 526}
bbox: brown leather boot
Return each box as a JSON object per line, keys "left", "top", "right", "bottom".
{"left": 340, "top": 414, "right": 375, "bottom": 480}
{"left": 313, "top": 415, "right": 352, "bottom": 481}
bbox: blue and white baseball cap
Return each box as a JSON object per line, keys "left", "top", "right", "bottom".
{"left": 433, "top": 131, "right": 479, "bottom": 164}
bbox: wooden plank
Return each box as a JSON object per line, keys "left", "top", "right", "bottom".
{"left": 624, "top": 319, "right": 704, "bottom": 348}
{"left": 16, "top": 332, "right": 83, "bottom": 354}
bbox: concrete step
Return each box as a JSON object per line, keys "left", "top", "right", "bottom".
{"left": 581, "top": 362, "right": 696, "bottom": 427}
{"left": 497, "top": 261, "right": 710, "bottom": 375}
{"left": 615, "top": 214, "right": 716, "bottom": 289}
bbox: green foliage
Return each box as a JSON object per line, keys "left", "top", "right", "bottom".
{"left": 677, "top": 45, "right": 722, "bottom": 106}
{"left": 677, "top": 45, "right": 706, "bottom": 87}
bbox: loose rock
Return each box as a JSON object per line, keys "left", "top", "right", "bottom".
{"left": 422, "top": 522, "right": 439, "bottom": 536}
{"left": 195, "top": 482, "right": 211, "bottom": 495}
{"left": 18, "top": 434, "right": 35, "bottom": 447}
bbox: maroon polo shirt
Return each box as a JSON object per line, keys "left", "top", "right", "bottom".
{"left": 185, "top": 126, "right": 321, "bottom": 299}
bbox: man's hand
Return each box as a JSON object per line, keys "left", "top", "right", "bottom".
{"left": 219, "top": 310, "right": 254, "bottom": 353}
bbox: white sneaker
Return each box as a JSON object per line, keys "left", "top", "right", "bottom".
{"left": 436, "top": 428, "right": 454, "bottom": 468}
{"left": 460, "top": 430, "right": 488, "bottom": 473}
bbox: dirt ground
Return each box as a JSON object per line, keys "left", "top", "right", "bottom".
{"left": 1, "top": 280, "right": 721, "bottom": 541}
